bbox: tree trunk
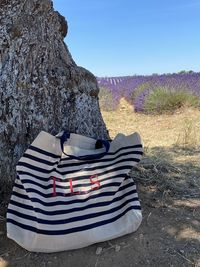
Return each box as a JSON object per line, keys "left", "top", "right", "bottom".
{"left": 0, "top": 0, "right": 108, "bottom": 197}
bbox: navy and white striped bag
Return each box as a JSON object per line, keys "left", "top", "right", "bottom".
{"left": 7, "top": 131, "right": 143, "bottom": 252}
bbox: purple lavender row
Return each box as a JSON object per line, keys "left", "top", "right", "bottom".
{"left": 97, "top": 72, "right": 200, "bottom": 112}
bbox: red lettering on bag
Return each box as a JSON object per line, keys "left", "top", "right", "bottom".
{"left": 90, "top": 175, "right": 100, "bottom": 191}
{"left": 69, "top": 178, "right": 80, "bottom": 195}
{"left": 50, "top": 175, "right": 100, "bottom": 197}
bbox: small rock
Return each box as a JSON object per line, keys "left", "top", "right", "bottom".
{"left": 96, "top": 247, "right": 103, "bottom": 255}
{"left": 115, "top": 245, "right": 121, "bottom": 252}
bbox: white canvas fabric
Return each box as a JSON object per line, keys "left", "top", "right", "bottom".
{"left": 7, "top": 131, "right": 143, "bottom": 253}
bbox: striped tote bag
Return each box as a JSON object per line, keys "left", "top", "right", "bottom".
{"left": 7, "top": 131, "right": 143, "bottom": 252}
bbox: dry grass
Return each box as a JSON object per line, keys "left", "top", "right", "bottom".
{"left": 101, "top": 98, "right": 200, "bottom": 148}
{"left": 101, "top": 98, "right": 200, "bottom": 197}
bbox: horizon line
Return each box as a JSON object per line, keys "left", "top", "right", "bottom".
{"left": 96, "top": 70, "right": 199, "bottom": 78}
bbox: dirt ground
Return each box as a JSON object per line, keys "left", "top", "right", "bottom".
{"left": 0, "top": 100, "right": 200, "bottom": 267}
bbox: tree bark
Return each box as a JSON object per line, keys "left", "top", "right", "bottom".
{"left": 0, "top": 0, "right": 108, "bottom": 196}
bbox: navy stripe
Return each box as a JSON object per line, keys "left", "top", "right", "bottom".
{"left": 17, "top": 171, "right": 49, "bottom": 182}
{"left": 7, "top": 197, "right": 140, "bottom": 225}
{"left": 28, "top": 146, "right": 60, "bottom": 159}
{"left": 22, "top": 150, "right": 142, "bottom": 168}
{"left": 17, "top": 157, "right": 140, "bottom": 175}
{"left": 13, "top": 183, "right": 24, "bottom": 190}
{"left": 9, "top": 189, "right": 138, "bottom": 216}
{"left": 28, "top": 144, "right": 142, "bottom": 163}
{"left": 23, "top": 153, "right": 59, "bottom": 166}
{"left": 57, "top": 156, "right": 142, "bottom": 172}
{"left": 11, "top": 182, "right": 136, "bottom": 206}
{"left": 59, "top": 151, "right": 143, "bottom": 169}
{"left": 7, "top": 205, "right": 140, "bottom": 235}
{"left": 61, "top": 144, "right": 143, "bottom": 162}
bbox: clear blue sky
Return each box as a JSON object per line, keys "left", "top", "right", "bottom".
{"left": 53, "top": 0, "right": 200, "bottom": 77}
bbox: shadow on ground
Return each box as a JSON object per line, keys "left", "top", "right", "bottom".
{"left": 0, "top": 145, "right": 199, "bottom": 267}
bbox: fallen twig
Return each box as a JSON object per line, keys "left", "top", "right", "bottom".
{"left": 175, "top": 250, "right": 195, "bottom": 265}
{"left": 15, "top": 252, "right": 30, "bottom": 261}
{"left": 94, "top": 255, "right": 100, "bottom": 267}
{"left": 147, "top": 212, "right": 152, "bottom": 224}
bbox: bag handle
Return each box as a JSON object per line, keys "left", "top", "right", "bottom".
{"left": 59, "top": 132, "right": 110, "bottom": 160}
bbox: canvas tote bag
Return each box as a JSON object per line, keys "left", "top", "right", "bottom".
{"left": 7, "top": 131, "right": 143, "bottom": 252}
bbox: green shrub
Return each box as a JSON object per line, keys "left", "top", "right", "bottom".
{"left": 131, "top": 82, "right": 150, "bottom": 101}
{"left": 144, "top": 86, "right": 200, "bottom": 114}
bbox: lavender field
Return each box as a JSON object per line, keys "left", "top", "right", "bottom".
{"left": 97, "top": 72, "right": 200, "bottom": 113}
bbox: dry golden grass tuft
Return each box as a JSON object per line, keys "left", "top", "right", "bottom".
{"left": 101, "top": 98, "right": 200, "bottom": 148}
